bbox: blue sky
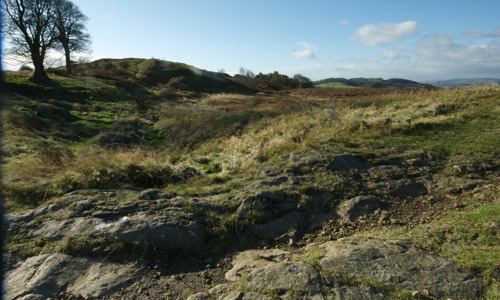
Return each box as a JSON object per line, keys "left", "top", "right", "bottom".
{"left": 3, "top": 0, "right": 500, "bottom": 82}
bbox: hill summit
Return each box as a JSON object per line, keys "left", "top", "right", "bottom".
{"left": 70, "top": 58, "right": 255, "bottom": 94}
{"left": 315, "top": 77, "right": 434, "bottom": 90}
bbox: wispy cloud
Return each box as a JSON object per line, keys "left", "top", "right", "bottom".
{"left": 284, "top": 32, "right": 500, "bottom": 82}
{"left": 292, "top": 49, "right": 316, "bottom": 59}
{"left": 352, "top": 21, "right": 417, "bottom": 46}
{"left": 463, "top": 27, "right": 500, "bottom": 38}
{"left": 297, "top": 42, "right": 318, "bottom": 50}
{"left": 292, "top": 42, "right": 318, "bottom": 59}
{"left": 340, "top": 19, "right": 350, "bottom": 26}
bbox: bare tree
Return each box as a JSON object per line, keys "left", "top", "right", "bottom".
{"left": 2, "top": 0, "right": 56, "bottom": 82}
{"left": 53, "top": 0, "right": 91, "bottom": 74}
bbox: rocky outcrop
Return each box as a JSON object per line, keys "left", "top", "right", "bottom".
{"left": 188, "top": 237, "right": 484, "bottom": 299}
{"left": 6, "top": 191, "right": 210, "bottom": 251}
{"left": 5, "top": 253, "right": 141, "bottom": 299}
{"left": 4, "top": 151, "right": 496, "bottom": 299}
{"left": 320, "top": 238, "right": 484, "bottom": 299}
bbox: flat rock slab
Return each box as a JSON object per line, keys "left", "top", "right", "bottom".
{"left": 319, "top": 238, "right": 484, "bottom": 299}
{"left": 26, "top": 213, "right": 206, "bottom": 250}
{"left": 245, "top": 261, "right": 323, "bottom": 295}
{"left": 5, "top": 253, "right": 142, "bottom": 299}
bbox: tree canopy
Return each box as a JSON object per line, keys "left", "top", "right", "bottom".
{"left": 2, "top": 0, "right": 91, "bottom": 81}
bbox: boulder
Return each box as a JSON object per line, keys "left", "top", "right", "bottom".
{"left": 337, "top": 196, "right": 380, "bottom": 222}
{"left": 5, "top": 253, "right": 141, "bottom": 299}
{"left": 319, "top": 238, "right": 484, "bottom": 299}
{"left": 27, "top": 214, "right": 206, "bottom": 250}
{"left": 250, "top": 212, "right": 302, "bottom": 240}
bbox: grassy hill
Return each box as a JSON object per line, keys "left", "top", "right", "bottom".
{"left": 2, "top": 63, "right": 500, "bottom": 298}
{"left": 315, "top": 77, "right": 434, "bottom": 90}
{"left": 430, "top": 78, "right": 500, "bottom": 88}
{"left": 315, "top": 81, "right": 355, "bottom": 88}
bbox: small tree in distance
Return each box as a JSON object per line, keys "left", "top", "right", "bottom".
{"left": 53, "top": 0, "right": 91, "bottom": 74}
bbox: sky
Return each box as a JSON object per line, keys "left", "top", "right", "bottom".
{"left": 3, "top": 0, "right": 500, "bottom": 82}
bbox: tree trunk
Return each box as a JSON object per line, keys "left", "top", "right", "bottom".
{"left": 64, "top": 45, "right": 72, "bottom": 74}
{"left": 31, "top": 52, "right": 50, "bottom": 83}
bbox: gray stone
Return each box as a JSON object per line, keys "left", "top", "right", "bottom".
{"left": 27, "top": 213, "right": 206, "bottom": 250}
{"left": 258, "top": 249, "right": 290, "bottom": 262}
{"left": 250, "top": 212, "right": 302, "bottom": 240}
{"left": 186, "top": 292, "right": 211, "bottom": 300}
{"left": 139, "top": 189, "right": 164, "bottom": 200}
{"left": 326, "top": 286, "right": 386, "bottom": 300}
{"left": 245, "top": 261, "right": 323, "bottom": 294}
{"left": 219, "top": 291, "right": 273, "bottom": 300}
{"left": 368, "top": 179, "right": 428, "bottom": 198}
{"left": 281, "top": 295, "right": 325, "bottom": 300}
{"left": 425, "top": 174, "right": 484, "bottom": 193}
{"left": 226, "top": 250, "right": 273, "bottom": 282}
{"left": 5, "top": 253, "right": 141, "bottom": 299}
{"left": 368, "top": 165, "right": 404, "bottom": 178}
{"left": 337, "top": 196, "right": 380, "bottom": 222}
{"left": 319, "top": 238, "right": 484, "bottom": 299}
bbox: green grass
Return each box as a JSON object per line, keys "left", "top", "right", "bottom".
{"left": 315, "top": 82, "right": 356, "bottom": 88}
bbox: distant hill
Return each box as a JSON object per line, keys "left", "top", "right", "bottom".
{"left": 71, "top": 58, "right": 256, "bottom": 94}
{"left": 428, "top": 78, "right": 500, "bottom": 88}
{"left": 314, "top": 77, "right": 434, "bottom": 91}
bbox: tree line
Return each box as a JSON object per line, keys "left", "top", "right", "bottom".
{"left": 234, "top": 67, "right": 314, "bottom": 91}
{"left": 2, "top": 0, "right": 91, "bottom": 82}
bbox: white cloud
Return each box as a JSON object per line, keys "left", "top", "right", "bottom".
{"left": 340, "top": 19, "right": 350, "bottom": 26}
{"left": 297, "top": 42, "right": 318, "bottom": 50}
{"left": 292, "top": 49, "right": 316, "bottom": 59}
{"left": 283, "top": 34, "right": 500, "bottom": 82}
{"left": 352, "top": 21, "right": 417, "bottom": 46}
{"left": 463, "top": 27, "right": 500, "bottom": 38}
{"left": 292, "top": 42, "right": 318, "bottom": 59}
{"left": 379, "top": 46, "right": 406, "bottom": 60}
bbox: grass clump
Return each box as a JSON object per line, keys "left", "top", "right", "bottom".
{"left": 322, "top": 269, "right": 414, "bottom": 299}
{"left": 299, "top": 245, "right": 327, "bottom": 270}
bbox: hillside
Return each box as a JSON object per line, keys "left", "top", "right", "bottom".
{"left": 429, "top": 78, "right": 500, "bottom": 88}
{"left": 70, "top": 57, "right": 256, "bottom": 95}
{"left": 315, "top": 77, "right": 434, "bottom": 90}
{"left": 2, "top": 65, "right": 500, "bottom": 299}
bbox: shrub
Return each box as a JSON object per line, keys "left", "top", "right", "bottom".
{"left": 19, "top": 65, "right": 33, "bottom": 71}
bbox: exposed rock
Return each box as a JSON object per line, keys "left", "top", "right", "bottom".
{"left": 219, "top": 291, "right": 273, "bottom": 300}
{"left": 327, "top": 154, "right": 371, "bottom": 172}
{"left": 245, "top": 261, "right": 323, "bottom": 294}
{"left": 337, "top": 196, "right": 380, "bottom": 222}
{"left": 138, "top": 189, "right": 165, "bottom": 200}
{"left": 326, "top": 286, "right": 386, "bottom": 300}
{"left": 251, "top": 212, "right": 302, "bottom": 240}
{"left": 26, "top": 214, "right": 206, "bottom": 250}
{"left": 186, "top": 292, "right": 211, "bottom": 300}
{"left": 368, "top": 165, "right": 404, "bottom": 178}
{"left": 5, "top": 253, "right": 141, "bottom": 299}
{"left": 258, "top": 249, "right": 290, "bottom": 262}
{"left": 367, "top": 179, "right": 428, "bottom": 198}
{"left": 225, "top": 250, "right": 274, "bottom": 282}
{"left": 424, "top": 174, "right": 484, "bottom": 193}
{"left": 319, "top": 238, "right": 484, "bottom": 299}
